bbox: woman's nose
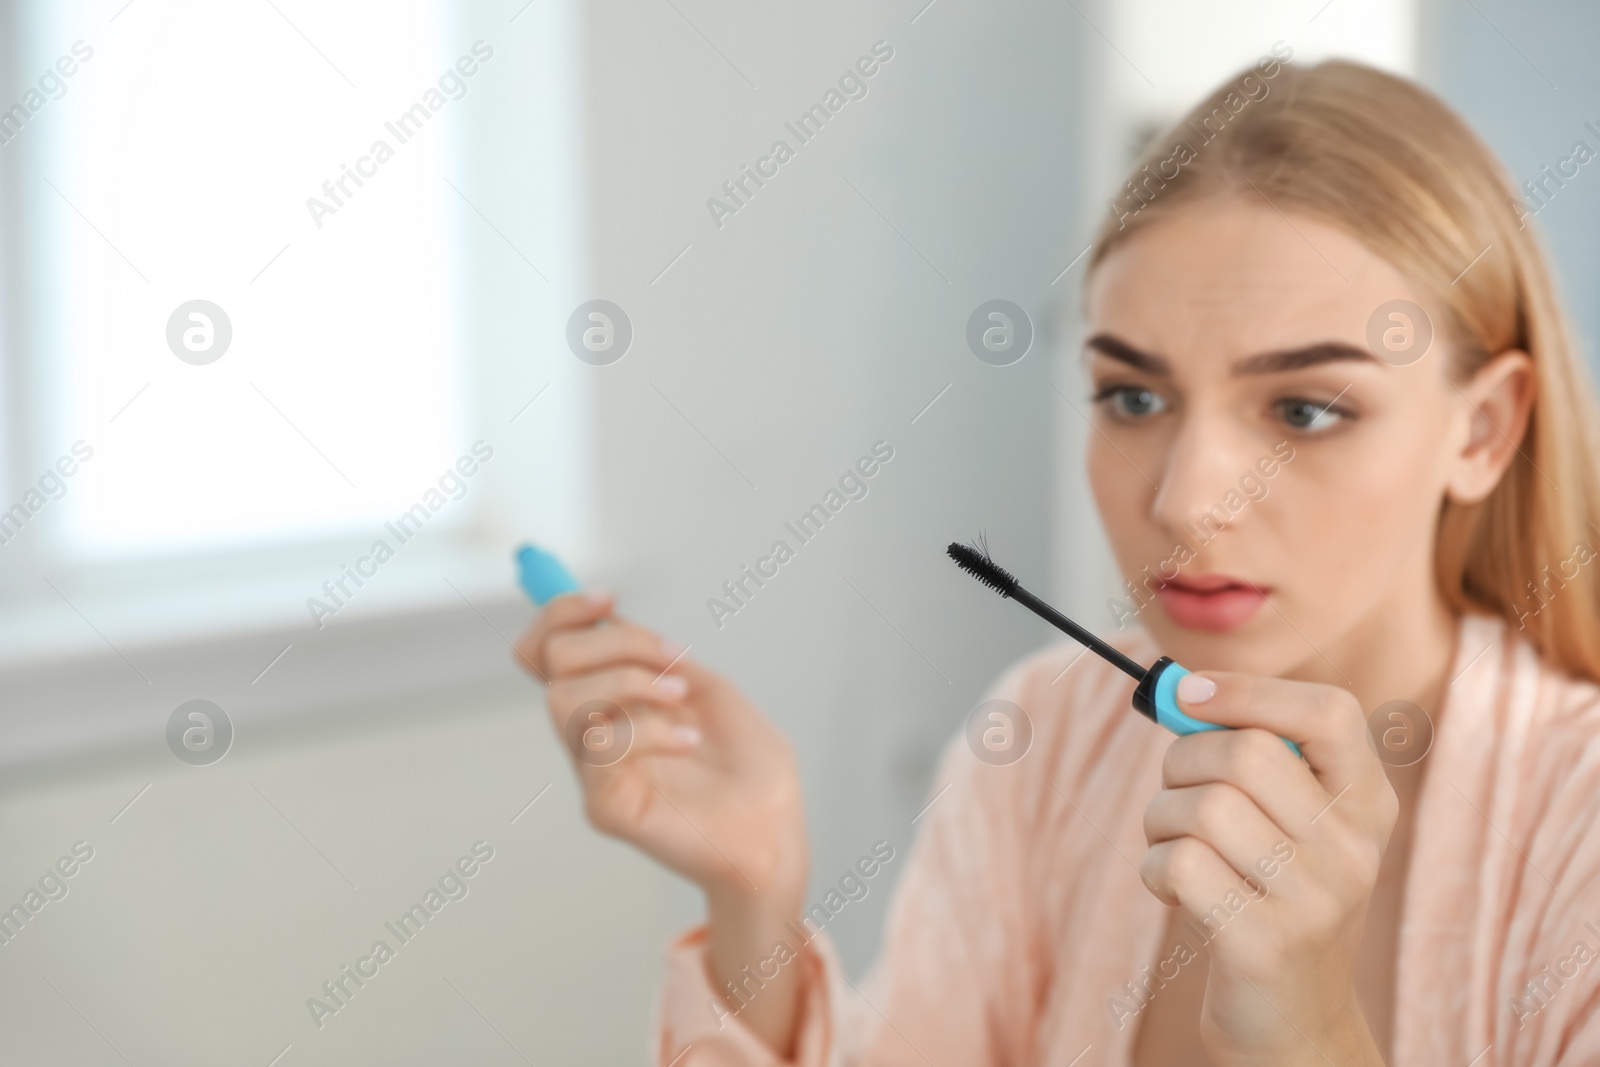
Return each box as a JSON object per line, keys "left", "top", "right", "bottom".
{"left": 1149, "top": 414, "right": 1255, "bottom": 535}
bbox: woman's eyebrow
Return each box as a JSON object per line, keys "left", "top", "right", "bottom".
{"left": 1084, "top": 333, "right": 1376, "bottom": 375}
{"left": 1231, "top": 342, "right": 1376, "bottom": 374}
{"left": 1084, "top": 333, "right": 1167, "bottom": 373}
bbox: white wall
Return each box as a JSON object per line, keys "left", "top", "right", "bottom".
{"left": 575, "top": 0, "right": 1089, "bottom": 975}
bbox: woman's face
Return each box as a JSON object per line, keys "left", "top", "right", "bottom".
{"left": 1084, "top": 196, "right": 1491, "bottom": 679}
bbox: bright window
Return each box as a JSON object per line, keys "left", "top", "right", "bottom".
{"left": 19, "top": 0, "right": 470, "bottom": 562}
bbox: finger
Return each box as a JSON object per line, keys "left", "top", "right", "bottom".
{"left": 1144, "top": 783, "right": 1294, "bottom": 891}
{"left": 633, "top": 647, "right": 751, "bottom": 731}
{"left": 625, "top": 711, "right": 703, "bottom": 758}
{"left": 567, "top": 706, "right": 702, "bottom": 768}
{"left": 1139, "top": 836, "right": 1243, "bottom": 913}
{"left": 1171, "top": 671, "right": 1378, "bottom": 793}
{"left": 567, "top": 641, "right": 760, "bottom": 744}
{"left": 1162, "top": 728, "right": 1329, "bottom": 835}
{"left": 546, "top": 666, "right": 689, "bottom": 735}
{"left": 515, "top": 588, "right": 615, "bottom": 680}
{"left": 545, "top": 618, "right": 684, "bottom": 679}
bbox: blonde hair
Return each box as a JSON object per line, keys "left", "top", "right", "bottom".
{"left": 1087, "top": 58, "right": 1600, "bottom": 685}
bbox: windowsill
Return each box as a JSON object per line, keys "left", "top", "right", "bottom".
{"left": 0, "top": 542, "right": 645, "bottom": 777}
{"left": 0, "top": 540, "right": 532, "bottom": 672}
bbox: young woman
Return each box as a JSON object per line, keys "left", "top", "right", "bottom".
{"left": 517, "top": 60, "right": 1600, "bottom": 1065}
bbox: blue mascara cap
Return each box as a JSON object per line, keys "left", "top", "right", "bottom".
{"left": 515, "top": 543, "right": 581, "bottom": 605}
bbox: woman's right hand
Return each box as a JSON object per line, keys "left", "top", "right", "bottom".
{"left": 516, "top": 589, "right": 812, "bottom": 1055}
{"left": 514, "top": 587, "right": 809, "bottom": 927}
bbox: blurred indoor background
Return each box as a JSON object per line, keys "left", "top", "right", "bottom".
{"left": 0, "top": 0, "right": 1595, "bottom": 1062}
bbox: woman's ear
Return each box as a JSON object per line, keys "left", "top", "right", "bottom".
{"left": 1445, "top": 349, "right": 1536, "bottom": 504}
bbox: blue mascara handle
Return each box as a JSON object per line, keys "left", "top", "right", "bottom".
{"left": 1136, "top": 659, "right": 1303, "bottom": 758}
{"left": 515, "top": 543, "right": 581, "bottom": 605}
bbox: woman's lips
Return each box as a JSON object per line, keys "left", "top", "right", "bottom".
{"left": 1154, "top": 575, "right": 1269, "bottom": 633}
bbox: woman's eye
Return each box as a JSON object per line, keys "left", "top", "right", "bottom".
{"left": 1278, "top": 398, "right": 1345, "bottom": 431}
{"left": 1094, "top": 385, "right": 1167, "bottom": 420}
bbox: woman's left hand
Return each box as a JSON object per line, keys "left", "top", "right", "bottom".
{"left": 1139, "top": 671, "right": 1398, "bottom": 1067}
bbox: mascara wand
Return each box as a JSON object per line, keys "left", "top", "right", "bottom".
{"left": 947, "top": 538, "right": 1300, "bottom": 755}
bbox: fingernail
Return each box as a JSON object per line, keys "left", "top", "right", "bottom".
{"left": 583, "top": 588, "right": 612, "bottom": 606}
{"left": 656, "top": 675, "right": 688, "bottom": 697}
{"left": 673, "top": 724, "right": 701, "bottom": 747}
{"left": 660, "top": 638, "right": 687, "bottom": 660}
{"left": 1177, "top": 673, "right": 1216, "bottom": 703}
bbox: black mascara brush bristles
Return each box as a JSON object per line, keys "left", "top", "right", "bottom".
{"left": 946, "top": 539, "right": 1148, "bottom": 683}
{"left": 947, "top": 540, "right": 1017, "bottom": 597}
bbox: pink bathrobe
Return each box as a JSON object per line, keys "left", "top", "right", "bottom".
{"left": 655, "top": 613, "right": 1600, "bottom": 1065}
